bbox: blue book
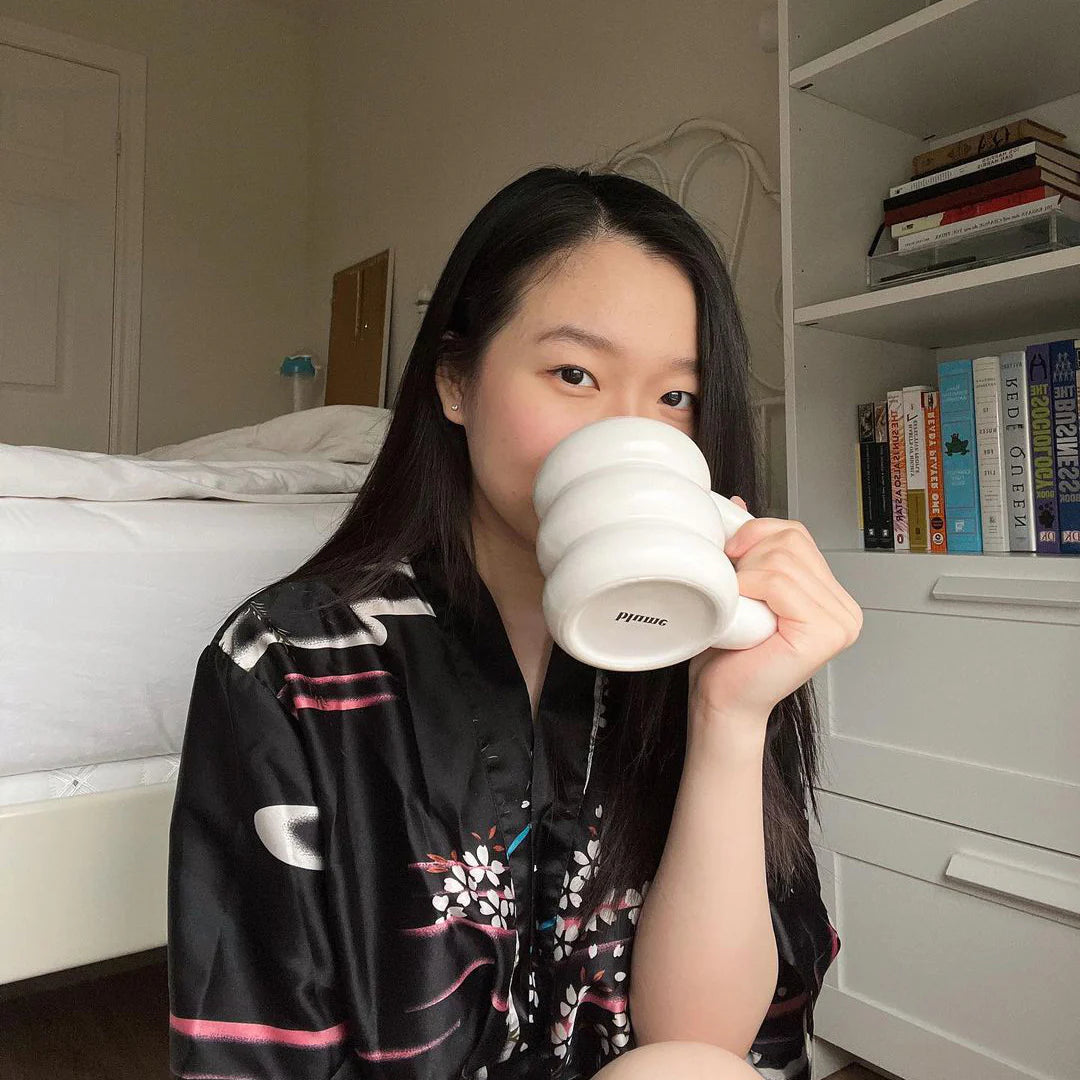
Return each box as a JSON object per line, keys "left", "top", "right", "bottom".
{"left": 937, "top": 358, "right": 983, "bottom": 552}
{"left": 1049, "top": 339, "right": 1080, "bottom": 554}
{"left": 1027, "top": 342, "right": 1060, "bottom": 553}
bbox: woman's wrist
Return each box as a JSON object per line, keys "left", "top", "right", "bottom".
{"left": 686, "top": 703, "right": 769, "bottom": 768}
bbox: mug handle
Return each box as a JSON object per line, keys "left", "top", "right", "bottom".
{"left": 706, "top": 491, "right": 778, "bottom": 651}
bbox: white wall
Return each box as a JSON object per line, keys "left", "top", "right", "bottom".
{"left": 0, "top": 0, "right": 784, "bottom": 461}
{"left": 309, "top": 0, "right": 782, "bottom": 404}
{"left": 0, "top": 0, "right": 318, "bottom": 450}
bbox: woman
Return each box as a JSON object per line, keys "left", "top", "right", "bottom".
{"left": 168, "top": 166, "right": 859, "bottom": 1080}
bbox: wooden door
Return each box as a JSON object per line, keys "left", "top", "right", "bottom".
{"left": 325, "top": 249, "right": 393, "bottom": 408}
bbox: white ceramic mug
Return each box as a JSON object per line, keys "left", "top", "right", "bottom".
{"left": 533, "top": 416, "right": 778, "bottom": 671}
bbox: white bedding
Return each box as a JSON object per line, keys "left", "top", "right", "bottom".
{"left": 0, "top": 753, "right": 180, "bottom": 808}
{"left": 0, "top": 406, "right": 386, "bottom": 788}
{"left": 0, "top": 497, "right": 351, "bottom": 782}
{"left": 1, "top": 405, "right": 391, "bottom": 502}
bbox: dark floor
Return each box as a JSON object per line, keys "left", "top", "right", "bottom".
{"left": 0, "top": 953, "right": 900, "bottom": 1080}
{"left": 0, "top": 951, "right": 169, "bottom": 1080}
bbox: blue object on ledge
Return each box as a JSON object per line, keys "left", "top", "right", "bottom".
{"left": 280, "top": 354, "right": 316, "bottom": 377}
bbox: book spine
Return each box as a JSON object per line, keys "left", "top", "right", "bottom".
{"left": 937, "top": 359, "right": 983, "bottom": 552}
{"left": 1027, "top": 342, "right": 1060, "bottom": 553}
{"left": 891, "top": 185, "right": 1051, "bottom": 238}
{"left": 1050, "top": 339, "right": 1080, "bottom": 554}
{"left": 912, "top": 120, "right": 1065, "bottom": 178}
{"left": 999, "top": 350, "right": 1037, "bottom": 552}
{"left": 924, "top": 391, "right": 948, "bottom": 553}
{"left": 903, "top": 385, "right": 932, "bottom": 552}
{"left": 854, "top": 442, "right": 865, "bottom": 545}
{"left": 895, "top": 195, "right": 1063, "bottom": 251}
{"left": 887, "top": 390, "right": 910, "bottom": 550}
{"left": 973, "top": 355, "right": 1010, "bottom": 552}
{"left": 857, "top": 402, "right": 880, "bottom": 549}
{"left": 883, "top": 167, "right": 1049, "bottom": 226}
{"left": 873, "top": 400, "right": 894, "bottom": 550}
{"left": 890, "top": 142, "right": 1044, "bottom": 198}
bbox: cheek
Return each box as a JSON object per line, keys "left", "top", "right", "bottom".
{"left": 468, "top": 382, "right": 577, "bottom": 526}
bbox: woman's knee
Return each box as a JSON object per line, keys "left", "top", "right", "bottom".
{"left": 593, "top": 1040, "right": 761, "bottom": 1080}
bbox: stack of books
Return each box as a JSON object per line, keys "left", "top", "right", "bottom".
{"left": 856, "top": 339, "right": 1080, "bottom": 555}
{"left": 869, "top": 119, "right": 1080, "bottom": 285}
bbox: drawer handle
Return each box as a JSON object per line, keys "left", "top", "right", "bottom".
{"left": 943, "top": 852, "right": 1080, "bottom": 917}
{"left": 931, "top": 575, "right": 1080, "bottom": 609}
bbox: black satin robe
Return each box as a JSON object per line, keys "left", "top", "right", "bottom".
{"left": 167, "top": 547, "right": 840, "bottom": 1080}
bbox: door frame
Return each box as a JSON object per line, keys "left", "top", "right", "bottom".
{"left": 0, "top": 16, "right": 145, "bottom": 453}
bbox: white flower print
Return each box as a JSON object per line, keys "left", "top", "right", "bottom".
{"left": 546, "top": 799, "right": 657, "bottom": 1068}
{"left": 478, "top": 888, "right": 513, "bottom": 930}
{"left": 464, "top": 844, "right": 505, "bottom": 887}
{"left": 421, "top": 834, "right": 515, "bottom": 929}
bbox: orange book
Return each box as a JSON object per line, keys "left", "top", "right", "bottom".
{"left": 924, "top": 390, "right": 949, "bottom": 553}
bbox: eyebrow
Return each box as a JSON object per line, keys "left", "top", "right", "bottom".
{"left": 534, "top": 324, "right": 698, "bottom": 374}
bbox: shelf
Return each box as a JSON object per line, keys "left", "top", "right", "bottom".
{"left": 794, "top": 246, "right": 1080, "bottom": 347}
{"left": 789, "top": 0, "right": 1080, "bottom": 138}
{"left": 823, "top": 549, "right": 1080, "bottom": 627}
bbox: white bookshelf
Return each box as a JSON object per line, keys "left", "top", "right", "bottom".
{"left": 779, "top": 4, "right": 1080, "bottom": 1080}
{"left": 795, "top": 245, "right": 1080, "bottom": 347}
{"left": 788, "top": 0, "right": 1080, "bottom": 137}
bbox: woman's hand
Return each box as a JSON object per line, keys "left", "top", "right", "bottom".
{"left": 687, "top": 497, "right": 863, "bottom": 746}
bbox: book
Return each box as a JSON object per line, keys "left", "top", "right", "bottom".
{"left": 886, "top": 390, "right": 910, "bottom": 551}
{"left": 924, "top": 390, "right": 948, "bottom": 553}
{"left": 854, "top": 442, "right": 865, "bottom": 543}
{"left": 998, "top": 350, "right": 1037, "bottom": 552}
{"left": 883, "top": 166, "right": 1080, "bottom": 226}
{"left": 1026, "top": 342, "right": 1060, "bottom": 553}
{"left": 937, "top": 359, "right": 983, "bottom": 553}
{"left": 857, "top": 401, "right": 893, "bottom": 550}
{"left": 873, "top": 400, "right": 894, "bottom": 550}
{"left": 1049, "top": 340, "right": 1080, "bottom": 554}
{"left": 895, "top": 194, "right": 1080, "bottom": 252}
{"left": 972, "top": 356, "right": 1010, "bottom": 552}
{"left": 912, "top": 119, "right": 1067, "bottom": 178}
{"left": 889, "top": 141, "right": 1080, "bottom": 199}
{"left": 891, "top": 185, "right": 1058, "bottom": 238}
{"left": 857, "top": 402, "right": 881, "bottom": 549}
{"left": 902, "top": 385, "right": 933, "bottom": 552}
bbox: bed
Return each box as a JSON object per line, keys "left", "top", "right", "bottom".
{"left": 0, "top": 406, "right": 386, "bottom": 985}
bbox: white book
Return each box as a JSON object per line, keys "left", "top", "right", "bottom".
{"left": 972, "top": 355, "right": 1010, "bottom": 552}
{"left": 896, "top": 195, "right": 1078, "bottom": 251}
{"left": 902, "top": 385, "right": 932, "bottom": 553}
{"left": 998, "top": 351, "right": 1036, "bottom": 552}
{"left": 888, "top": 140, "right": 1080, "bottom": 198}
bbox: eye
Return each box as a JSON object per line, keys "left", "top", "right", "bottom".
{"left": 661, "top": 390, "right": 696, "bottom": 411}
{"left": 553, "top": 366, "right": 597, "bottom": 389}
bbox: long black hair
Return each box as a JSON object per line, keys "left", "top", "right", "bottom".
{"left": 276, "top": 164, "right": 823, "bottom": 916}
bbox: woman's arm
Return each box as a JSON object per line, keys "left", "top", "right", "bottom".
{"left": 628, "top": 711, "right": 776, "bottom": 1055}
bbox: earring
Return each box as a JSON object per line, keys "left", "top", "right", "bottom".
{"left": 451, "top": 404, "right": 460, "bottom": 411}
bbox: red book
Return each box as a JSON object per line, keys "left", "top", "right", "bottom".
{"left": 891, "top": 185, "right": 1056, "bottom": 237}
{"left": 883, "top": 168, "right": 1080, "bottom": 226}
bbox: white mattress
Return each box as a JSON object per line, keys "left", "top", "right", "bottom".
{"left": 0, "top": 753, "right": 180, "bottom": 808}
{"left": 0, "top": 497, "right": 351, "bottom": 783}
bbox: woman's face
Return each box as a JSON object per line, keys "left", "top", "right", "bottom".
{"left": 438, "top": 236, "right": 701, "bottom": 549}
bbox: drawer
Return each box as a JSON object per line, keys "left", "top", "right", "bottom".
{"left": 827, "top": 550, "right": 1080, "bottom": 626}
{"left": 819, "top": 555, "right": 1080, "bottom": 856}
{"left": 810, "top": 791, "right": 1080, "bottom": 1080}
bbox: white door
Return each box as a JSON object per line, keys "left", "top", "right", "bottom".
{"left": 0, "top": 43, "right": 119, "bottom": 452}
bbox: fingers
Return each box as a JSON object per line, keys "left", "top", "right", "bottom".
{"left": 743, "top": 534, "right": 862, "bottom": 632}
{"left": 736, "top": 566, "right": 858, "bottom": 656}
{"left": 721, "top": 498, "right": 864, "bottom": 630}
